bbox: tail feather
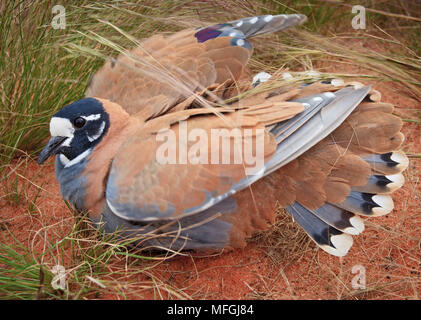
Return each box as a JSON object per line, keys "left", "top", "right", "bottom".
{"left": 314, "top": 203, "right": 365, "bottom": 235}
{"left": 268, "top": 78, "right": 408, "bottom": 256}
{"left": 335, "top": 191, "right": 394, "bottom": 217}
{"left": 362, "top": 151, "right": 409, "bottom": 175}
{"left": 285, "top": 202, "right": 353, "bottom": 257}
{"left": 352, "top": 173, "right": 405, "bottom": 194}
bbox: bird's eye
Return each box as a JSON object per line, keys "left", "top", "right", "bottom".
{"left": 73, "top": 117, "right": 86, "bottom": 128}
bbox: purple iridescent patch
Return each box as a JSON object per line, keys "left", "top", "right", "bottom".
{"left": 194, "top": 24, "right": 225, "bottom": 43}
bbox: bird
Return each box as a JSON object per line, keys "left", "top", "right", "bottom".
{"left": 38, "top": 14, "right": 408, "bottom": 257}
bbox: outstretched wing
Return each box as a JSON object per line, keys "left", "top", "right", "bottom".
{"left": 104, "top": 84, "right": 369, "bottom": 224}
{"left": 104, "top": 95, "right": 303, "bottom": 222}
{"left": 86, "top": 14, "right": 307, "bottom": 119}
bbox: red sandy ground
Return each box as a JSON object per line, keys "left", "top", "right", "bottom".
{"left": 1, "top": 81, "right": 420, "bottom": 300}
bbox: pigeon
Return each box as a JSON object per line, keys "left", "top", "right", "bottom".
{"left": 38, "top": 14, "right": 408, "bottom": 256}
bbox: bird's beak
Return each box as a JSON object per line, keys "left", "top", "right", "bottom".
{"left": 38, "top": 136, "right": 67, "bottom": 165}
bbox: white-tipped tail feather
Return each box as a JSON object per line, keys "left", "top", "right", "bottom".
{"left": 371, "top": 194, "right": 394, "bottom": 216}
{"left": 363, "top": 151, "right": 409, "bottom": 175}
{"left": 352, "top": 173, "right": 405, "bottom": 194}
{"left": 385, "top": 173, "right": 405, "bottom": 192}
{"left": 334, "top": 191, "right": 394, "bottom": 217}
{"left": 286, "top": 202, "right": 357, "bottom": 257}
{"left": 390, "top": 150, "right": 409, "bottom": 172}
{"left": 322, "top": 234, "right": 353, "bottom": 257}
{"left": 344, "top": 215, "right": 365, "bottom": 235}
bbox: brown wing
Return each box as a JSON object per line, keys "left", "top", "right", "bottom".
{"left": 104, "top": 95, "right": 304, "bottom": 222}
{"left": 86, "top": 14, "right": 308, "bottom": 120}
{"left": 86, "top": 30, "right": 251, "bottom": 120}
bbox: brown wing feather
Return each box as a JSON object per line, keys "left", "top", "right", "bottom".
{"left": 105, "top": 97, "right": 304, "bottom": 221}
{"left": 86, "top": 28, "right": 251, "bottom": 120}
{"left": 109, "top": 117, "right": 275, "bottom": 219}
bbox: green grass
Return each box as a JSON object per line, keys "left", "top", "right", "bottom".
{"left": 0, "top": 0, "right": 420, "bottom": 300}
{"left": 0, "top": 208, "right": 191, "bottom": 300}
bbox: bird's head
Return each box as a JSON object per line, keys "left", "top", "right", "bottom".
{"left": 38, "top": 97, "right": 110, "bottom": 167}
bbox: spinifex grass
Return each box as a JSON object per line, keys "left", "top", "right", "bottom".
{"left": 0, "top": 1, "right": 96, "bottom": 171}
{"left": 0, "top": 231, "right": 60, "bottom": 299}
{"left": 0, "top": 206, "right": 193, "bottom": 300}
{"left": 0, "top": 0, "right": 420, "bottom": 300}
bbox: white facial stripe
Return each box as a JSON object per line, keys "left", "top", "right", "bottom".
{"left": 50, "top": 117, "right": 74, "bottom": 147}
{"left": 50, "top": 117, "right": 74, "bottom": 137}
{"left": 87, "top": 121, "right": 106, "bottom": 142}
{"left": 64, "top": 148, "right": 92, "bottom": 168}
{"left": 50, "top": 113, "right": 103, "bottom": 167}
{"left": 82, "top": 114, "right": 101, "bottom": 121}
